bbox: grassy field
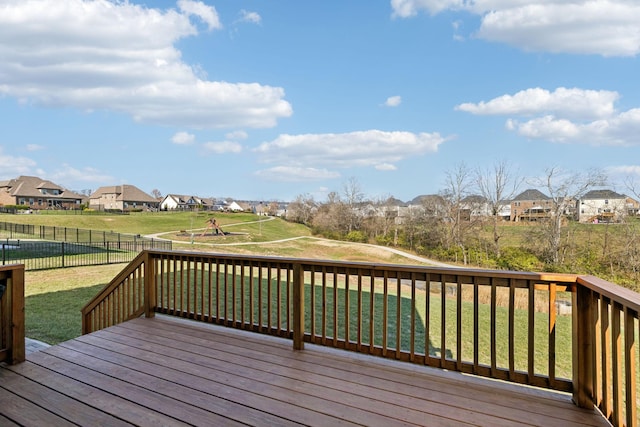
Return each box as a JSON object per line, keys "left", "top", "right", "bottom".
{"left": 2, "top": 211, "right": 310, "bottom": 239}
{"left": 3, "top": 210, "right": 589, "bottom": 379}
{"left": 24, "top": 264, "right": 125, "bottom": 344}
{"left": 12, "top": 211, "right": 433, "bottom": 344}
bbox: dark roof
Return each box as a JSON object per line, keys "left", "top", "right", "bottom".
{"left": 409, "top": 194, "right": 445, "bottom": 205}
{"left": 512, "top": 189, "right": 550, "bottom": 201}
{"left": 0, "top": 175, "right": 83, "bottom": 200}
{"left": 462, "top": 195, "right": 487, "bottom": 204}
{"left": 90, "top": 185, "right": 157, "bottom": 203}
{"left": 581, "top": 189, "right": 625, "bottom": 200}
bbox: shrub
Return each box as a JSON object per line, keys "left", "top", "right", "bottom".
{"left": 345, "top": 230, "right": 367, "bottom": 243}
{"left": 496, "top": 247, "right": 543, "bottom": 271}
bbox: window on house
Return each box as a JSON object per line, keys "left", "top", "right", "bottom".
{"left": 605, "top": 200, "right": 609, "bottom": 204}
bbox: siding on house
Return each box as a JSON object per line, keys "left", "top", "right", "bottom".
{"left": 576, "top": 189, "right": 639, "bottom": 222}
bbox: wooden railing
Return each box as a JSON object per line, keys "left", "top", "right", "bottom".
{"left": 81, "top": 250, "right": 640, "bottom": 426}
{"left": 0, "top": 264, "right": 25, "bottom": 365}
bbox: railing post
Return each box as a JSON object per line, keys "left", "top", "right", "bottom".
{"left": 292, "top": 263, "right": 305, "bottom": 350}
{"left": 11, "top": 265, "right": 25, "bottom": 363}
{"left": 2, "top": 265, "right": 26, "bottom": 364}
{"left": 572, "top": 284, "right": 595, "bottom": 409}
{"left": 144, "top": 251, "right": 156, "bottom": 318}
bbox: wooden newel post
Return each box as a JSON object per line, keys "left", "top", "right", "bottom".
{"left": 572, "top": 284, "right": 594, "bottom": 409}
{"left": 11, "top": 265, "right": 25, "bottom": 363}
{"left": 143, "top": 251, "right": 156, "bottom": 318}
{"left": 1, "top": 265, "right": 25, "bottom": 364}
{"left": 292, "top": 263, "right": 305, "bottom": 350}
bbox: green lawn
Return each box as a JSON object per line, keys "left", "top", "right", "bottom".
{"left": 14, "top": 211, "right": 571, "bottom": 380}
{"left": 2, "top": 211, "right": 311, "bottom": 245}
{"left": 25, "top": 264, "right": 125, "bottom": 344}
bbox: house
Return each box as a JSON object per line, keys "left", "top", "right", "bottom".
{"left": 89, "top": 185, "right": 159, "bottom": 211}
{"left": 160, "top": 194, "right": 215, "bottom": 211}
{"left": 510, "top": 189, "right": 552, "bottom": 221}
{"left": 0, "top": 175, "right": 84, "bottom": 210}
{"left": 227, "top": 201, "right": 245, "bottom": 212}
{"left": 576, "top": 189, "right": 639, "bottom": 223}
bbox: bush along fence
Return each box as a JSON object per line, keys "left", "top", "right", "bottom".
{"left": 0, "top": 221, "right": 172, "bottom": 270}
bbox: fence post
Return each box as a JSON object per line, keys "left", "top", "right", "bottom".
{"left": 61, "top": 242, "right": 65, "bottom": 268}
{"left": 143, "top": 251, "right": 156, "bottom": 318}
{"left": 572, "top": 284, "right": 595, "bottom": 409}
{"left": 292, "top": 262, "right": 305, "bottom": 350}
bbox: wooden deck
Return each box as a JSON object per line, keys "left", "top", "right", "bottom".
{"left": 1, "top": 316, "right": 610, "bottom": 427}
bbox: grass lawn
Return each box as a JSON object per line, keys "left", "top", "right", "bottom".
{"left": 12, "top": 211, "right": 573, "bottom": 381}
{"left": 1, "top": 211, "right": 310, "bottom": 239}
{"left": 25, "top": 264, "right": 125, "bottom": 344}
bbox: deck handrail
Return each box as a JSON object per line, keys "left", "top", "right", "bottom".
{"left": 0, "top": 264, "right": 25, "bottom": 364}
{"left": 81, "top": 249, "right": 639, "bottom": 427}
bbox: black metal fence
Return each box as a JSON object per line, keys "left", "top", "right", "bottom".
{"left": 0, "top": 221, "right": 172, "bottom": 270}
{"left": 1, "top": 240, "right": 171, "bottom": 270}
{"left": 0, "top": 221, "right": 162, "bottom": 244}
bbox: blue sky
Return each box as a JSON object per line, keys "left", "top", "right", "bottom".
{"left": 1, "top": 0, "right": 640, "bottom": 203}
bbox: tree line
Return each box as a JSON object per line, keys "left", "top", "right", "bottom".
{"left": 286, "top": 164, "right": 640, "bottom": 292}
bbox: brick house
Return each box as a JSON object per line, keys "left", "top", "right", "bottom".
{"left": 89, "top": 185, "right": 159, "bottom": 211}
{"left": 0, "top": 175, "right": 84, "bottom": 209}
{"left": 510, "top": 189, "right": 552, "bottom": 222}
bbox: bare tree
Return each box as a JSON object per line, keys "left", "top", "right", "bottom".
{"left": 476, "top": 160, "right": 522, "bottom": 258}
{"left": 151, "top": 189, "right": 162, "bottom": 199}
{"left": 342, "top": 177, "right": 365, "bottom": 233}
{"left": 286, "top": 194, "right": 316, "bottom": 225}
{"left": 440, "top": 162, "right": 478, "bottom": 265}
{"left": 531, "top": 167, "right": 606, "bottom": 265}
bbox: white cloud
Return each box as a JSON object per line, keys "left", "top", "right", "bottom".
{"left": 0, "top": 147, "right": 37, "bottom": 177}
{"left": 459, "top": 87, "right": 640, "bottom": 146}
{"left": 202, "top": 141, "right": 243, "bottom": 154}
{"left": 238, "top": 9, "right": 262, "bottom": 25}
{"left": 177, "top": 0, "right": 221, "bottom": 31}
{"left": 375, "top": 163, "right": 398, "bottom": 171}
{"left": 172, "top": 131, "right": 196, "bottom": 145}
{"left": 384, "top": 96, "right": 402, "bottom": 107}
{"left": 255, "top": 166, "right": 340, "bottom": 182}
{"left": 456, "top": 87, "right": 619, "bottom": 120}
{"left": 254, "top": 130, "right": 447, "bottom": 180}
{"left": 607, "top": 165, "right": 640, "bottom": 176}
{"left": 0, "top": 0, "right": 291, "bottom": 129}
{"left": 391, "top": 0, "right": 461, "bottom": 17}
{"left": 26, "top": 144, "right": 45, "bottom": 151}
{"left": 507, "top": 109, "right": 640, "bottom": 146}
{"left": 391, "top": 0, "right": 640, "bottom": 57}
{"left": 225, "top": 130, "right": 248, "bottom": 140}
{"left": 50, "top": 164, "right": 114, "bottom": 184}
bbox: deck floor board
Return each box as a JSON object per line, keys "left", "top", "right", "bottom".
{"left": 1, "top": 316, "right": 611, "bottom": 427}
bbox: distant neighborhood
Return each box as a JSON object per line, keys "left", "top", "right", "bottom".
{"left": 1, "top": 175, "right": 639, "bottom": 224}
{"left": 0, "top": 175, "right": 285, "bottom": 216}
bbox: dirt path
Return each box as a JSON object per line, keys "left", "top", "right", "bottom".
{"left": 145, "top": 224, "right": 453, "bottom": 268}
